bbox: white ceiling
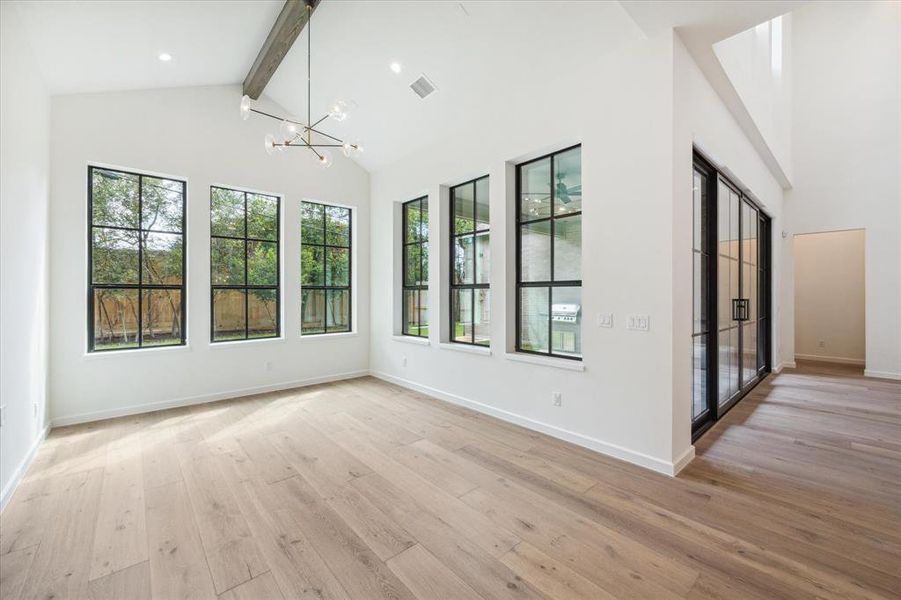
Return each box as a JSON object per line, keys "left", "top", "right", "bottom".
{"left": 13, "top": 0, "right": 282, "bottom": 95}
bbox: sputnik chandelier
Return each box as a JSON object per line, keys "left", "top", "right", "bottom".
{"left": 239, "top": 1, "right": 362, "bottom": 168}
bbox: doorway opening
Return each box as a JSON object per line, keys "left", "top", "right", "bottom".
{"left": 692, "top": 151, "right": 772, "bottom": 440}
{"left": 793, "top": 229, "right": 866, "bottom": 371}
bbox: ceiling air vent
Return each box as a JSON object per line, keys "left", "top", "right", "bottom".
{"left": 410, "top": 74, "right": 437, "bottom": 99}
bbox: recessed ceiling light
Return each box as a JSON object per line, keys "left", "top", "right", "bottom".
{"left": 390, "top": 61, "right": 402, "bottom": 74}
{"left": 158, "top": 53, "right": 172, "bottom": 62}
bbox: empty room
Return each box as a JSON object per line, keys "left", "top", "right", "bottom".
{"left": 1, "top": 1, "right": 899, "bottom": 598}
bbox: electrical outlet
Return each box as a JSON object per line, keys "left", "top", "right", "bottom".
{"left": 627, "top": 314, "right": 650, "bottom": 331}
{"left": 818, "top": 340, "right": 825, "bottom": 348}
{"left": 265, "top": 361, "right": 273, "bottom": 371}
{"left": 402, "top": 355, "right": 407, "bottom": 367}
{"left": 552, "top": 392, "right": 562, "bottom": 407}
{"left": 597, "top": 313, "right": 613, "bottom": 328}
{"left": 0, "top": 405, "right": 6, "bottom": 427}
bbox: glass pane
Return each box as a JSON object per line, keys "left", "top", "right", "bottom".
{"left": 418, "top": 290, "right": 429, "bottom": 336}
{"left": 748, "top": 207, "right": 758, "bottom": 266}
{"left": 758, "top": 317, "right": 767, "bottom": 370}
{"left": 475, "top": 177, "right": 489, "bottom": 230}
{"left": 419, "top": 198, "right": 429, "bottom": 241}
{"left": 452, "top": 235, "right": 474, "bottom": 285}
{"left": 142, "top": 289, "right": 182, "bottom": 346}
{"left": 247, "top": 194, "right": 278, "bottom": 241}
{"left": 142, "top": 232, "right": 183, "bottom": 285}
{"left": 520, "top": 158, "right": 551, "bottom": 221}
{"left": 92, "top": 169, "right": 139, "bottom": 228}
{"left": 453, "top": 183, "right": 474, "bottom": 235}
{"left": 92, "top": 227, "right": 138, "bottom": 284}
{"left": 211, "top": 187, "right": 245, "bottom": 238}
{"left": 326, "top": 289, "right": 350, "bottom": 332}
{"left": 718, "top": 254, "right": 731, "bottom": 326}
{"left": 93, "top": 288, "right": 139, "bottom": 350}
{"left": 404, "top": 244, "right": 421, "bottom": 287}
{"left": 452, "top": 288, "right": 473, "bottom": 343}
{"left": 475, "top": 231, "right": 490, "bottom": 284}
{"left": 326, "top": 247, "right": 350, "bottom": 286}
{"left": 692, "top": 336, "right": 707, "bottom": 419}
{"left": 404, "top": 289, "right": 427, "bottom": 337}
{"left": 693, "top": 251, "right": 707, "bottom": 334}
{"left": 554, "top": 147, "right": 581, "bottom": 215}
{"left": 730, "top": 190, "right": 740, "bottom": 254}
{"left": 301, "top": 245, "right": 324, "bottom": 286}
{"left": 520, "top": 286, "right": 549, "bottom": 353}
{"left": 211, "top": 238, "right": 244, "bottom": 285}
{"left": 521, "top": 221, "right": 551, "bottom": 282}
{"left": 301, "top": 289, "right": 325, "bottom": 334}
{"left": 717, "top": 180, "right": 730, "bottom": 257}
{"left": 742, "top": 262, "right": 753, "bottom": 320}
{"left": 405, "top": 201, "right": 422, "bottom": 243}
{"left": 326, "top": 206, "right": 351, "bottom": 247}
{"left": 693, "top": 170, "right": 705, "bottom": 251}
{"left": 474, "top": 289, "right": 490, "bottom": 346}
{"left": 248, "top": 289, "right": 278, "bottom": 338}
{"left": 301, "top": 202, "right": 325, "bottom": 244}
{"left": 142, "top": 177, "right": 183, "bottom": 232}
{"left": 742, "top": 322, "right": 757, "bottom": 385}
{"left": 247, "top": 241, "right": 278, "bottom": 286}
{"left": 551, "top": 287, "right": 581, "bottom": 357}
{"left": 553, "top": 214, "right": 581, "bottom": 281}
{"left": 213, "top": 289, "right": 246, "bottom": 341}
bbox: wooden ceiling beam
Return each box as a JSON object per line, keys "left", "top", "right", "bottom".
{"left": 242, "top": 0, "right": 319, "bottom": 100}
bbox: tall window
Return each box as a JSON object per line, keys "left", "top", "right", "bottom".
{"left": 516, "top": 145, "right": 582, "bottom": 359}
{"left": 450, "top": 176, "right": 490, "bottom": 345}
{"left": 210, "top": 186, "right": 280, "bottom": 342}
{"left": 88, "top": 166, "right": 186, "bottom": 352}
{"left": 402, "top": 197, "right": 429, "bottom": 337}
{"left": 301, "top": 201, "right": 352, "bottom": 335}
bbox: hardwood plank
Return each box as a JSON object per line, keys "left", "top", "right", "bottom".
{"left": 386, "top": 544, "right": 482, "bottom": 600}
{"left": 0, "top": 544, "right": 37, "bottom": 600}
{"left": 218, "top": 571, "right": 284, "bottom": 600}
{"left": 145, "top": 480, "right": 217, "bottom": 600}
{"left": 500, "top": 541, "right": 616, "bottom": 600}
{"left": 87, "top": 560, "right": 151, "bottom": 600}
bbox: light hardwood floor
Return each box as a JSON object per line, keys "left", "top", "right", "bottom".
{"left": 1, "top": 361, "right": 899, "bottom": 599}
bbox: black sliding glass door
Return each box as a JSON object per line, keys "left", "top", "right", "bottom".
{"left": 692, "top": 152, "right": 771, "bottom": 438}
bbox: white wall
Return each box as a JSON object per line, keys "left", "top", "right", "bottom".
{"left": 0, "top": 1, "right": 51, "bottom": 507}
{"left": 714, "top": 14, "right": 793, "bottom": 182}
{"left": 49, "top": 85, "right": 371, "bottom": 424}
{"left": 785, "top": 0, "right": 901, "bottom": 379}
{"left": 672, "top": 33, "right": 786, "bottom": 457}
{"left": 793, "top": 229, "right": 866, "bottom": 364}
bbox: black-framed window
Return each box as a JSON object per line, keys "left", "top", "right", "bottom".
{"left": 450, "top": 176, "right": 490, "bottom": 345}
{"left": 88, "top": 166, "right": 186, "bottom": 352}
{"left": 516, "top": 145, "right": 582, "bottom": 359}
{"left": 210, "top": 186, "right": 280, "bottom": 342}
{"left": 402, "top": 197, "right": 429, "bottom": 337}
{"left": 301, "top": 201, "right": 352, "bottom": 335}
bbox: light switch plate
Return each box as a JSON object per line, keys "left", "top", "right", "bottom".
{"left": 627, "top": 314, "right": 650, "bottom": 331}
{"left": 597, "top": 313, "right": 613, "bottom": 328}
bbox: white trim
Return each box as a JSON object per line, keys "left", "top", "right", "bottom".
{"left": 863, "top": 369, "right": 901, "bottom": 381}
{"left": 300, "top": 331, "right": 359, "bottom": 341}
{"left": 504, "top": 352, "right": 585, "bottom": 372}
{"left": 83, "top": 343, "right": 194, "bottom": 360}
{"left": 774, "top": 360, "right": 796, "bottom": 373}
{"left": 369, "top": 370, "right": 685, "bottom": 477}
{"left": 392, "top": 335, "right": 430, "bottom": 346}
{"left": 208, "top": 336, "right": 286, "bottom": 349}
{"left": 50, "top": 370, "right": 368, "bottom": 427}
{"left": 438, "top": 342, "right": 491, "bottom": 356}
{"left": 1, "top": 424, "right": 50, "bottom": 512}
{"left": 672, "top": 446, "right": 696, "bottom": 476}
{"left": 794, "top": 353, "right": 865, "bottom": 366}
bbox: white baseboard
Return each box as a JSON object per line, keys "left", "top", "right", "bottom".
{"left": 1, "top": 424, "right": 50, "bottom": 512}
{"left": 774, "top": 360, "right": 796, "bottom": 373}
{"left": 794, "top": 353, "right": 865, "bottom": 366}
{"left": 369, "top": 370, "right": 693, "bottom": 477}
{"left": 864, "top": 369, "right": 901, "bottom": 381}
{"left": 51, "top": 370, "right": 369, "bottom": 428}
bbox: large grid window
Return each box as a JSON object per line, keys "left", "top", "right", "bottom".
{"left": 516, "top": 145, "right": 582, "bottom": 359}
{"left": 450, "top": 176, "right": 490, "bottom": 345}
{"left": 402, "top": 197, "right": 429, "bottom": 337}
{"left": 301, "top": 201, "right": 352, "bottom": 335}
{"left": 210, "top": 186, "right": 280, "bottom": 342}
{"left": 88, "top": 166, "right": 186, "bottom": 352}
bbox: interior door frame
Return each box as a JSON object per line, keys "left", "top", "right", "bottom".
{"left": 692, "top": 150, "right": 772, "bottom": 440}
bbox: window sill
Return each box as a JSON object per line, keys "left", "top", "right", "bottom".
{"left": 83, "top": 343, "right": 192, "bottom": 360}
{"left": 438, "top": 342, "right": 491, "bottom": 356}
{"left": 392, "top": 335, "right": 430, "bottom": 346}
{"left": 504, "top": 352, "right": 585, "bottom": 371}
{"left": 300, "top": 331, "right": 358, "bottom": 340}
{"left": 209, "top": 336, "right": 286, "bottom": 349}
